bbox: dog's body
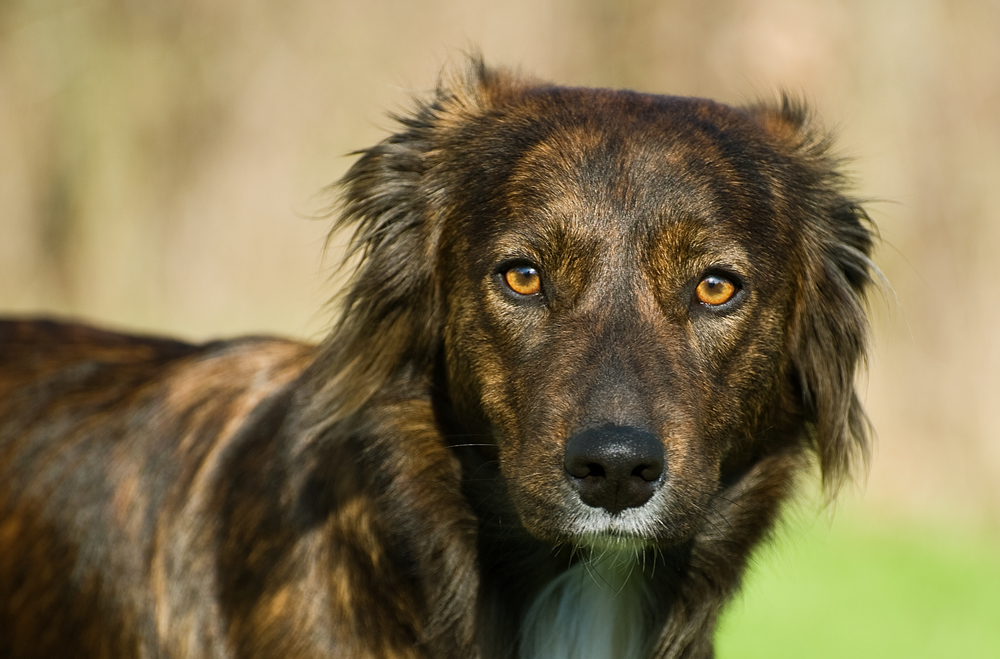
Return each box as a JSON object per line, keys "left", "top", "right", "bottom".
{"left": 0, "top": 61, "right": 875, "bottom": 659}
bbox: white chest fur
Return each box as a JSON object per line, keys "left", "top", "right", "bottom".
{"left": 519, "top": 550, "right": 654, "bottom": 659}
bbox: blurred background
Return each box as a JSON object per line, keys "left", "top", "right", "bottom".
{"left": 1, "top": 0, "right": 998, "bottom": 655}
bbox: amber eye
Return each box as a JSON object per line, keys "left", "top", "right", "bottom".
{"left": 504, "top": 265, "right": 542, "bottom": 296}
{"left": 695, "top": 275, "right": 737, "bottom": 306}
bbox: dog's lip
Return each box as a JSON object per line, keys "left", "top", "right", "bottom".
{"left": 570, "top": 532, "right": 652, "bottom": 553}
{"left": 563, "top": 523, "right": 697, "bottom": 551}
{"left": 556, "top": 488, "right": 671, "bottom": 542}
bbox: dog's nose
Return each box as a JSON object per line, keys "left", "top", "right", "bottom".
{"left": 564, "top": 425, "right": 664, "bottom": 514}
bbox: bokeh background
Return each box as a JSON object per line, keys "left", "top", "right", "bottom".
{"left": 2, "top": 0, "right": 998, "bottom": 655}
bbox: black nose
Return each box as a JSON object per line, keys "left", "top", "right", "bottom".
{"left": 564, "top": 425, "right": 665, "bottom": 514}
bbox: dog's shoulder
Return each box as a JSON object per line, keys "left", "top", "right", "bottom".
{"left": 0, "top": 317, "right": 314, "bottom": 471}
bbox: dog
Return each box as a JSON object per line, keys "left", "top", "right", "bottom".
{"left": 0, "top": 58, "right": 876, "bottom": 659}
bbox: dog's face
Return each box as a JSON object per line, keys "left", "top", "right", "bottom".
{"left": 435, "top": 88, "right": 810, "bottom": 548}
{"left": 336, "top": 68, "right": 872, "bottom": 551}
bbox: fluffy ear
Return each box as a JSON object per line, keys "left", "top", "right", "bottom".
{"left": 307, "top": 57, "right": 510, "bottom": 428}
{"left": 745, "top": 97, "right": 878, "bottom": 497}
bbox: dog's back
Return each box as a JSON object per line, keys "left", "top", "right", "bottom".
{"left": 0, "top": 319, "right": 312, "bottom": 657}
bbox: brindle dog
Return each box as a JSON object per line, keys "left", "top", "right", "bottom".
{"left": 0, "top": 59, "right": 876, "bottom": 659}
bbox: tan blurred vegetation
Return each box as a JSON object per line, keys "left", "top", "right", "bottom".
{"left": 2, "top": 0, "right": 999, "bottom": 527}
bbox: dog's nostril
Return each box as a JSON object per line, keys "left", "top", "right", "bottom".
{"left": 564, "top": 425, "right": 665, "bottom": 514}
{"left": 632, "top": 461, "right": 662, "bottom": 483}
{"left": 566, "top": 460, "right": 606, "bottom": 480}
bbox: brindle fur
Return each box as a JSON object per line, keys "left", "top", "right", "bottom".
{"left": 0, "top": 59, "right": 875, "bottom": 658}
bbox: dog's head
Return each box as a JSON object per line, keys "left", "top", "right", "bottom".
{"left": 325, "top": 60, "right": 875, "bottom": 549}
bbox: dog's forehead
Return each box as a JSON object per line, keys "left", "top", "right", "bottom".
{"left": 486, "top": 89, "right": 780, "bottom": 247}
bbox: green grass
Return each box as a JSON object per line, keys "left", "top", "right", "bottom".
{"left": 716, "top": 510, "right": 1000, "bottom": 658}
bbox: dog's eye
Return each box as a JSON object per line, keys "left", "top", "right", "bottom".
{"left": 504, "top": 265, "right": 542, "bottom": 296}
{"left": 695, "top": 275, "right": 737, "bottom": 306}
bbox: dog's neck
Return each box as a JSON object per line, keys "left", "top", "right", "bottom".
{"left": 519, "top": 548, "right": 653, "bottom": 659}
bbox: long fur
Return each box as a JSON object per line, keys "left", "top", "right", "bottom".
{"left": 521, "top": 549, "right": 654, "bottom": 659}
{"left": 0, "top": 58, "right": 876, "bottom": 659}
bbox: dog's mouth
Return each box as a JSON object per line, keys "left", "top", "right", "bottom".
{"left": 560, "top": 492, "right": 672, "bottom": 550}
{"left": 533, "top": 482, "right": 709, "bottom": 550}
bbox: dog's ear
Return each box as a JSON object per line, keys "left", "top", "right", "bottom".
{"left": 308, "top": 57, "right": 515, "bottom": 427}
{"left": 745, "top": 97, "right": 878, "bottom": 497}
